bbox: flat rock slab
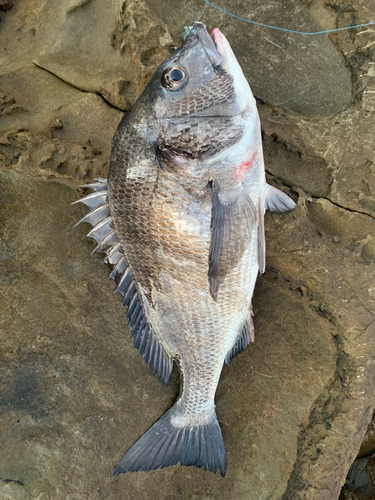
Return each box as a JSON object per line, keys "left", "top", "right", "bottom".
{"left": 33, "top": 0, "right": 174, "bottom": 111}
{"left": 1, "top": 0, "right": 375, "bottom": 498}
{"left": 0, "top": 0, "right": 173, "bottom": 112}
{"left": 0, "top": 67, "right": 123, "bottom": 163}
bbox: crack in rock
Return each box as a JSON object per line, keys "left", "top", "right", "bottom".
{"left": 0, "top": 476, "right": 24, "bottom": 487}
{"left": 32, "top": 61, "right": 126, "bottom": 113}
{"left": 313, "top": 196, "right": 375, "bottom": 222}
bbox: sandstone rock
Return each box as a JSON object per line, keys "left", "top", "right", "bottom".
{"left": 339, "top": 457, "right": 375, "bottom": 500}
{"left": 0, "top": 0, "right": 352, "bottom": 116}
{"left": 358, "top": 413, "right": 375, "bottom": 459}
{"left": 0, "top": 480, "right": 28, "bottom": 500}
{"left": 1, "top": 169, "right": 374, "bottom": 500}
{"left": 265, "top": 191, "right": 375, "bottom": 500}
{"left": 34, "top": 0, "right": 173, "bottom": 110}
{"left": 0, "top": 1, "right": 13, "bottom": 12}
{"left": 362, "top": 240, "right": 375, "bottom": 263}
{"left": 330, "top": 155, "right": 375, "bottom": 220}
{"left": 0, "top": 66, "right": 123, "bottom": 182}
{"left": 338, "top": 414, "right": 375, "bottom": 499}
{"left": 0, "top": 67, "right": 82, "bottom": 121}
{"left": 263, "top": 134, "right": 332, "bottom": 198}
{"left": 0, "top": 168, "right": 336, "bottom": 499}
{"left": 0, "top": 0, "right": 13, "bottom": 26}
{"left": 0, "top": 0, "right": 172, "bottom": 111}
{"left": 0, "top": 0, "right": 375, "bottom": 498}
{"left": 307, "top": 198, "right": 375, "bottom": 247}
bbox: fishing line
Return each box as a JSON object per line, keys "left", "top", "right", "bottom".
{"left": 198, "top": 0, "right": 208, "bottom": 22}
{"left": 201, "top": 0, "right": 375, "bottom": 35}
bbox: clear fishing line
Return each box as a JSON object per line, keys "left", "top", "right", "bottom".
{"left": 201, "top": 0, "right": 375, "bottom": 35}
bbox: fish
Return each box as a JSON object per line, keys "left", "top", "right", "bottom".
{"left": 73, "top": 22, "right": 295, "bottom": 477}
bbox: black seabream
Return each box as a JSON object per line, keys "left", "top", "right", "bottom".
{"left": 74, "top": 22, "right": 295, "bottom": 476}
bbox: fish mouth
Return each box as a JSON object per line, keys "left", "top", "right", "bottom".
{"left": 185, "top": 22, "right": 224, "bottom": 68}
{"left": 209, "top": 27, "right": 224, "bottom": 62}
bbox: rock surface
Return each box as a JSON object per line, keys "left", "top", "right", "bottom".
{"left": 338, "top": 413, "right": 375, "bottom": 499}
{"left": 0, "top": 0, "right": 375, "bottom": 499}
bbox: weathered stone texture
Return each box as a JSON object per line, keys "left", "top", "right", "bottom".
{"left": 0, "top": 0, "right": 375, "bottom": 499}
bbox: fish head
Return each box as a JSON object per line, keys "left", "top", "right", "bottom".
{"left": 142, "top": 23, "right": 257, "bottom": 165}
{"left": 148, "top": 22, "right": 254, "bottom": 120}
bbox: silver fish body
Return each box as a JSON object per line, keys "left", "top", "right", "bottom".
{"left": 75, "top": 23, "right": 295, "bottom": 476}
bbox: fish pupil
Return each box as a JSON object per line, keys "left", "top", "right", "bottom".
{"left": 170, "top": 68, "right": 184, "bottom": 82}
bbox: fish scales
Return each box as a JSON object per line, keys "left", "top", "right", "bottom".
{"left": 74, "top": 22, "right": 296, "bottom": 476}
{"left": 109, "top": 120, "right": 161, "bottom": 296}
{"left": 112, "top": 138, "right": 256, "bottom": 424}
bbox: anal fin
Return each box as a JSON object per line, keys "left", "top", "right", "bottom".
{"left": 225, "top": 313, "right": 254, "bottom": 365}
{"left": 126, "top": 291, "right": 173, "bottom": 386}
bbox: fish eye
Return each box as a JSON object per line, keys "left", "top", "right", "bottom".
{"left": 161, "top": 66, "right": 188, "bottom": 91}
{"left": 170, "top": 68, "right": 184, "bottom": 81}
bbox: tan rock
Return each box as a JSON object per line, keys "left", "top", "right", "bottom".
{"left": 0, "top": 0, "right": 375, "bottom": 499}
{"left": 34, "top": 0, "right": 173, "bottom": 110}
{"left": 0, "top": 168, "right": 337, "bottom": 500}
{"left": 0, "top": 67, "right": 123, "bottom": 181}
{"left": 362, "top": 240, "right": 375, "bottom": 263}
{"left": 358, "top": 413, "right": 375, "bottom": 458}
{"left": 307, "top": 198, "right": 375, "bottom": 246}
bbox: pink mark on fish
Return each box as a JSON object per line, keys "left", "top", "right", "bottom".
{"left": 233, "top": 151, "right": 257, "bottom": 181}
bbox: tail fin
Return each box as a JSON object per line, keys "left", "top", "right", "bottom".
{"left": 113, "top": 407, "right": 227, "bottom": 477}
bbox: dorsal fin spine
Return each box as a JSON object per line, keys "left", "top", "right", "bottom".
{"left": 73, "top": 178, "right": 173, "bottom": 385}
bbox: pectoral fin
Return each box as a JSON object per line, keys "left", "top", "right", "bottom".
{"left": 208, "top": 182, "right": 256, "bottom": 301}
{"left": 265, "top": 184, "right": 296, "bottom": 212}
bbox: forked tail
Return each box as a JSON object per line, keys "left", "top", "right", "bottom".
{"left": 113, "top": 406, "right": 227, "bottom": 476}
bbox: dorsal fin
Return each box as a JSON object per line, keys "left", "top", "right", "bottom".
{"left": 73, "top": 179, "right": 173, "bottom": 385}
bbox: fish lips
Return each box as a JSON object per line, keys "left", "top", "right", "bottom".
{"left": 185, "top": 22, "right": 224, "bottom": 69}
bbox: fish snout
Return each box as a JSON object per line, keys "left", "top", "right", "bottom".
{"left": 185, "top": 22, "right": 224, "bottom": 68}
